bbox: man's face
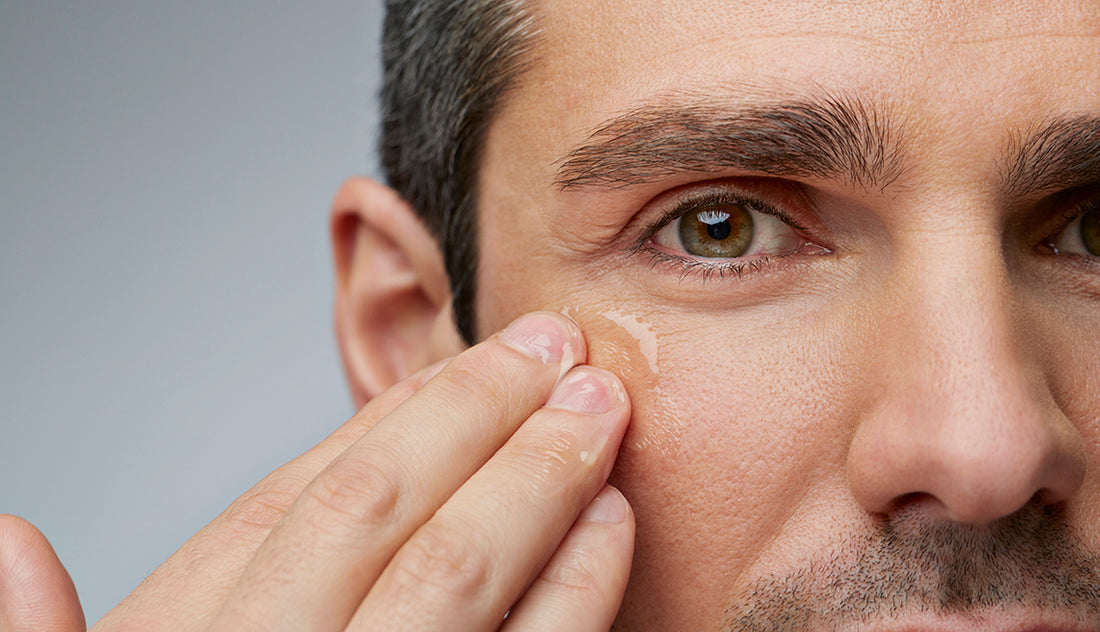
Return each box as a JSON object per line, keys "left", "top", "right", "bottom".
{"left": 472, "top": 1, "right": 1100, "bottom": 628}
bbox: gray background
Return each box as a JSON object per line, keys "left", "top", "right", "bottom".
{"left": 1, "top": 2, "right": 384, "bottom": 623}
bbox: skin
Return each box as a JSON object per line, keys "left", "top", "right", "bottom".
{"left": 2, "top": 1, "right": 1099, "bottom": 631}
{"left": 475, "top": 0, "right": 1100, "bottom": 628}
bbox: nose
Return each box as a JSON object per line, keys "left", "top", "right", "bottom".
{"left": 846, "top": 244, "right": 1086, "bottom": 525}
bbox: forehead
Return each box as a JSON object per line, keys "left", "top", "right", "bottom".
{"left": 527, "top": 0, "right": 1099, "bottom": 91}
{"left": 484, "top": 0, "right": 1100, "bottom": 194}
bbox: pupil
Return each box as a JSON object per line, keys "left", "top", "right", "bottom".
{"left": 707, "top": 221, "right": 732, "bottom": 240}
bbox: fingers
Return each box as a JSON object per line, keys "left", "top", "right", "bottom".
{"left": 501, "top": 486, "right": 634, "bottom": 632}
{"left": 94, "top": 312, "right": 633, "bottom": 632}
{"left": 93, "top": 359, "right": 440, "bottom": 630}
{"left": 0, "top": 515, "right": 86, "bottom": 632}
{"left": 209, "top": 312, "right": 592, "bottom": 631}
{"left": 350, "top": 367, "right": 630, "bottom": 630}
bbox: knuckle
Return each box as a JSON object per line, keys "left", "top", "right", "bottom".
{"left": 506, "top": 425, "right": 591, "bottom": 492}
{"left": 537, "top": 547, "right": 605, "bottom": 596}
{"left": 221, "top": 486, "right": 299, "bottom": 537}
{"left": 443, "top": 360, "right": 526, "bottom": 421}
{"left": 390, "top": 522, "right": 490, "bottom": 600}
{"left": 302, "top": 453, "right": 402, "bottom": 531}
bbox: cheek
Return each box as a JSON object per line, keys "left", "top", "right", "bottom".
{"left": 593, "top": 309, "right": 873, "bottom": 623}
{"left": 572, "top": 307, "right": 682, "bottom": 461}
{"left": 474, "top": 263, "right": 878, "bottom": 621}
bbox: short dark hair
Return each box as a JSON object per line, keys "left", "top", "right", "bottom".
{"left": 380, "top": 0, "right": 538, "bottom": 344}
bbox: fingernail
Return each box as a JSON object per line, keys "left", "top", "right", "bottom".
{"left": 545, "top": 368, "right": 621, "bottom": 414}
{"left": 580, "top": 487, "right": 628, "bottom": 524}
{"left": 499, "top": 313, "right": 575, "bottom": 364}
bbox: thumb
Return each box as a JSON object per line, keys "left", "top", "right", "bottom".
{"left": 0, "top": 515, "right": 85, "bottom": 632}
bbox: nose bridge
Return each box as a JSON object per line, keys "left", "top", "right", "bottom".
{"left": 898, "top": 235, "right": 1021, "bottom": 420}
{"left": 847, "top": 227, "right": 1086, "bottom": 524}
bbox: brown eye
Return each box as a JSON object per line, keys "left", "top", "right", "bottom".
{"left": 1081, "top": 206, "right": 1100, "bottom": 256}
{"left": 677, "top": 204, "right": 754, "bottom": 258}
{"left": 651, "top": 193, "right": 808, "bottom": 261}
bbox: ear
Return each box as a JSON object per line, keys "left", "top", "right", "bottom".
{"left": 331, "top": 177, "right": 466, "bottom": 407}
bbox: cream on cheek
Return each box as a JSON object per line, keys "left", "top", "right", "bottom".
{"left": 560, "top": 305, "right": 683, "bottom": 465}
{"left": 570, "top": 306, "right": 864, "bottom": 617}
{"left": 562, "top": 304, "right": 833, "bottom": 514}
{"left": 560, "top": 302, "right": 848, "bottom": 491}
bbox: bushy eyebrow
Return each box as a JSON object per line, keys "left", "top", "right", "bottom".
{"left": 1002, "top": 116, "right": 1100, "bottom": 198}
{"left": 553, "top": 92, "right": 905, "bottom": 192}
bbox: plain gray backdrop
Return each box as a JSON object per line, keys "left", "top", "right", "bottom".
{"left": 1, "top": 1, "right": 384, "bottom": 622}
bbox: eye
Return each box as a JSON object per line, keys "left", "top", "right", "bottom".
{"left": 1050, "top": 202, "right": 1100, "bottom": 257}
{"left": 651, "top": 193, "right": 806, "bottom": 260}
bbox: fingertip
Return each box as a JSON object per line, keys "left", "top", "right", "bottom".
{"left": 497, "top": 311, "right": 588, "bottom": 370}
{"left": 550, "top": 310, "right": 589, "bottom": 371}
{"left": 548, "top": 366, "right": 632, "bottom": 421}
{"left": 0, "top": 515, "right": 86, "bottom": 632}
{"left": 579, "top": 485, "right": 631, "bottom": 525}
{"left": 545, "top": 368, "right": 628, "bottom": 416}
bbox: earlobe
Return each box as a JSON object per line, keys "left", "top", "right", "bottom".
{"left": 331, "top": 177, "right": 465, "bottom": 407}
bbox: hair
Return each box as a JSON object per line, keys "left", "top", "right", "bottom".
{"left": 380, "top": 0, "right": 538, "bottom": 345}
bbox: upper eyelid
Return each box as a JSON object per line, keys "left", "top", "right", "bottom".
{"left": 1030, "top": 189, "right": 1100, "bottom": 245}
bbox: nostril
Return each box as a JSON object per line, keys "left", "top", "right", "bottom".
{"left": 882, "top": 491, "right": 947, "bottom": 519}
{"left": 890, "top": 491, "right": 929, "bottom": 510}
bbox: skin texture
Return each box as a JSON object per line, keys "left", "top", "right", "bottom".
{"left": 2, "top": 1, "right": 1099, "bottom": 631}
{"left": 474, "top": 0, "right": 1100, "bottom": 628}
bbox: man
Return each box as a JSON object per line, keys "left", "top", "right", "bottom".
{"left": 2, "top": 0, "right": 1099, "bottom": 629}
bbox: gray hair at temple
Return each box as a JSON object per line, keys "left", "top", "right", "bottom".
{"left": 380, "top": 0, "right": 538, "bottom": 344}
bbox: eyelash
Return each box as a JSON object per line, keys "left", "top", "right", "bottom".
{"left": 639, "top": 249, "right": 783, "bottom": 281}
{"left": 1043, "top": 197, "right": 1100, "bottom": 256}
{"left": 632, "top": 188, "right": 813, "bottom": 280}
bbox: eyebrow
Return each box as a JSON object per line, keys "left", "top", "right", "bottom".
{"left": 1002, "top": 116, "right": 1100, "bottom": 198}
{"left": 553, "top": 92, "right": 905, "bottom": 192}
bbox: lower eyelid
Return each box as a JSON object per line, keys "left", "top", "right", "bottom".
{"left": 642, "top": 238, "right": 826, "bottom": 277}
{"left": 642, "top": 247, "right": 770, "bottom": 280}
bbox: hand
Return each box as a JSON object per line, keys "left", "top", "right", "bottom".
{"left": 1, "top": 312, "right": 634, "bottom": 631}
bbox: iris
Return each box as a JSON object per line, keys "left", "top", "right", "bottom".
{"left": 678, "top": 205, "right": 753, "bottom": 258}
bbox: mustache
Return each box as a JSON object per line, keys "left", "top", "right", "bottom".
{"left": 724, "top": 503, "right": 1100, "bottom": 631}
